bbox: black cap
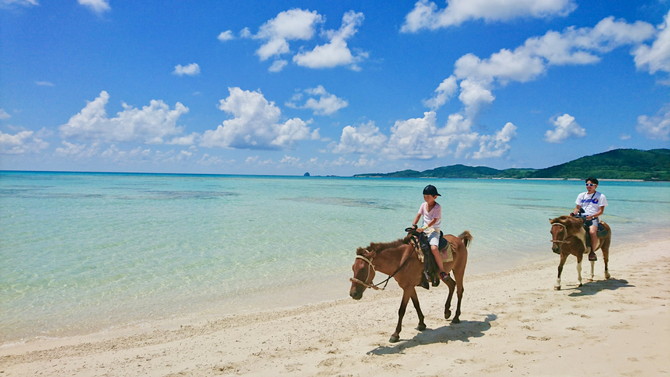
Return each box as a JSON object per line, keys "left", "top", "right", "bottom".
{"left": 423, "top": 184, "right": 441, "bottom": 196}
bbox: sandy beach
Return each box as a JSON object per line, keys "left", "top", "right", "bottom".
{"left": 2, "top": 235, "right": 669, "bottom": 377}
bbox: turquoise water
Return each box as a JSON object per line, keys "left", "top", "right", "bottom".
{"left": 1, "top": 171, "right": 669, "bottom": 342}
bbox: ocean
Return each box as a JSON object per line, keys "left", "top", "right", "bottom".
{"left": 1, "top": 171, "right": 669, "bottom": 342}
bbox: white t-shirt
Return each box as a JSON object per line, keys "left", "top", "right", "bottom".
{"left": 418, "top": 202, "right": 441, "bottom": 230}
{"left": 575, "top": 191, "right": 607, "bottom": 216}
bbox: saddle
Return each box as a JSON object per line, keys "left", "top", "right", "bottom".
{"left": 572, "top": 213, "right": 609, "bottom": 252}
{"left": 584, "top": 222, "right": 609, "bottom": 251}
{"left": 407, "top": 228, "right": 453, "bottom": 289}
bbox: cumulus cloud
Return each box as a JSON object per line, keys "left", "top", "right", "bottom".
{"left": 636, "top": 105, "right": 670, "bottom": 140}
{"left": 252, "top": 8, "right": 323, "bottom": 61}
{"left": 401, "top": 0, "right": 576, "bottom": 32}
{"left": 201, "top": 87, "right": 317, "bottom": 150}
{"left": 634, "top": 11, "right": 670, "bottom": 74}
{"left": 60, "top": 91, "right": 189, "bottom": 144}
{"left": 244, "top": 8, "right": 367, "bottom": 71}
{"left": 544, "top": 113, "right": 586, "bottom": 143}
{"left": 286, "top": 86, "right": 348, "bottom": 115}
{"left": 77, "top": 0, "right": 110, "bottom": 14}
{"left": 473, "top": 122, "right": 517, "bottom": 158}
{"left": 293, "top": 11, "right": 367, "bottom": 70}
{"left": 331, "top": 121, "right": 387, "bottom": 154}
{"left": 217, "top": 30, "right": 234, "bottom": 42}
{"left": 173, "top": 63, "right": 201, "bottom": 76}
{"left": 423, "top": 76, "right": 458, "bottom": 110}
{"left": 0, "top": 130, "right": 48, "bottom": 154}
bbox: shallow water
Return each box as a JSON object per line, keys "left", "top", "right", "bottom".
{"left": 1, "top": 171, "right": 669, "bottom": 341}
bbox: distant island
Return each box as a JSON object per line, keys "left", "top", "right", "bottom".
{"left": 354, "top": 148, "right": 670, "bottom": 181}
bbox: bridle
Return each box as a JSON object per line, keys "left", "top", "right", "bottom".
{"left": 349, "top": 249, "right": 411, "bottom": 291}
{"left": 349, "top": 253, "right": 382, "bottom": 290}
{"left": 550, "top": 222, "right": 569, "bottom": 244}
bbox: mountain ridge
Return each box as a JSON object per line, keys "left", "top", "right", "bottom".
{"left": 354, "top": 148, "right": 670, "bottom": 181}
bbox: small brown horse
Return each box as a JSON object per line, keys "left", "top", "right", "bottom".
{"left": 550, "top": 215, "right": 611, "bottom": 290}
{"left": 349, "top": 230, "right": 473, "bottom": 343}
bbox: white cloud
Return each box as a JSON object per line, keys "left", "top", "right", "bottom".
{"left": 0, "top": 108, "right": 10, "bottom": 120}
{"left": 424, "top": 76, "right": 458, "bottom": 110}
{"left": 173, "top": 63, "right": 201, "bottom": 76}
{"left": 35, "top": 80, "right": 55, "bottom": 87}
{"left": 636, "top": 105, "right": 670, "bottom": 140}
{"left": 0, "top": 0, "right": 39, "bottom": 8}
{"left": 293, "top": 11, "right": 367, "bottom": 70}
{"left": 60, "top": 91, "right": 189, "bottom": 144}
{"left": 473, "top": 122, "right": 517, "bottom": 158}
{"left": 168, "top": 133, "right": 199, "bottom": 146}
{"left": 269, "top": 59, "right": 288, "bottom": 72}
{"left": 217, "top": 30, "right": 234, "bottom": 42}
{"left": 458, "top": 79, "right": 495, "bottom": 116}
{"left": 286, "top": 85, "right": 348, "bottom": 115}
{"left": 253, "top": 9, "right": 323, "bottom": 61}
{"left": 55, "top": 141, "right": 100, "bottom": 158}
{"left": 385, "top": 111, "right": 470, "bottom": 159}
{"left": 634, "top": 11, "right": 670, "bottom": 74}
{"left": 544, "top": 113, "right": 586, "bottom": 143}
{"left": 0, "top": 130, "right": 48, "bottom": 154}
{"left": 201, "top": 87, "right": 315, "bottom": 150}
{"left": 401, "top": 0, "right": 576, "bottom": 32}
{"left": 77, "top": 0, "right": 110, "bottom": 14}
{"left": 331, "top": 121, "right": 387, "bottom": 154}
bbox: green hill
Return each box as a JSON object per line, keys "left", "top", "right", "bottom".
{"left": 354, "top": 148, "right": 670, "bottom": 181}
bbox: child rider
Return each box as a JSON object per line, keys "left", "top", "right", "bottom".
{"left": 412, "top": 184, "right": 450, "bottom": 284}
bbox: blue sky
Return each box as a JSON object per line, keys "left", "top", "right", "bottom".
{"left": 1, "top": 0, "right": 669, "bottom": 175}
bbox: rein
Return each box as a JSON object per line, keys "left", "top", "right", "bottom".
{"left": 349, "top": 250, "right": 411, "bottom": 291}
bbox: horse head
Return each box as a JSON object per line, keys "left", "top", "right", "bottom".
{"left": 349, "top": 247, "right": 377, "bottom": 300}
{"left": 549, "top": 215, "right": 584, "bottom": 253}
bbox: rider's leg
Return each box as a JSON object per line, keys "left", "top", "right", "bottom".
{"left": 588, "top": 223, "right": 598, "bottom": 261}
{"left": 430, "top": 245, "right": 449, "bottom": 282}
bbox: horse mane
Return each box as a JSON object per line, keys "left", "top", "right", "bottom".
{"left": 550, "top": 215, "right": 583, "bottom": 234}
{"left": 356, "top": 239, "right": 406, "bottom": 255}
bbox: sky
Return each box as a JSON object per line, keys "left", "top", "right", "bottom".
{"left": 1, "top": 0, "right": 669, "bottom": 176}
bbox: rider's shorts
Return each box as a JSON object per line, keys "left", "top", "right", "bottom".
{"left": 427, "top": 228, "right": 440, "bottom": 247}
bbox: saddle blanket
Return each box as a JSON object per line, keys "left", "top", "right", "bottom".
{"left": 440, "top": 241, "right": 455, "bottom": 263}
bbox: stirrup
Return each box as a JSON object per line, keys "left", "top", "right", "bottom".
{"left": 439, "top": 271, "right": 449, "bottom": 283}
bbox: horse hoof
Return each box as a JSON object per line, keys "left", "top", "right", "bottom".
{"left": 452, "top": 318, "right": 460, "bottom": 324}
{"left": 389, "top": 335, "right": 400, "bottom": 343}
{"left": 605, "top": 273, "right": 611, "bottom": 280}
{"left": 444, "top": 310, "right": 452, "bottom": 320}
{"left": 417, "top": 323, "right": 426, "bottom": 331}
{"left": 554, "top": 286, "right": 561, "bottom": 290}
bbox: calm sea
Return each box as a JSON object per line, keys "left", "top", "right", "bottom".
{"left": 1, "top": 171, "right": 669, "bottom": 342}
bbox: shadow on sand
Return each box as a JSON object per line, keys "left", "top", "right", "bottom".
{"left": 568, "top": 278, "right": 634, "bottom": 297}
{"left": 367, "top": 314, "right": 496, "bottom": 355}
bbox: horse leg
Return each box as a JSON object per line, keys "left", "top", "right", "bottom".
{"left": 410, "top": 290, "right": 426, "bottom": 331}
{"left": 452, "top": 275, "right": 464, "bottom": 324}
{"left": 555, "top": 253, "right": 568, "bottom": 290}
{"left": 602, "top": 237, "right": 611, "bottom": 280}
{"left": 390, "top": 290, "right": 411, "bottom": 343}
{"left": 444, "top": 275, "right": 456, "bottom": 320}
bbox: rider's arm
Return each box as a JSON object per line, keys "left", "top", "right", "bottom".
{"left": 412, "top": 213, "right": 421, "bottom": 227}
{"left": 572, "top": 204, "right": 581, "bottom": 215}
{"left": 587, "top": 206, "right": 604, "bottom": 220}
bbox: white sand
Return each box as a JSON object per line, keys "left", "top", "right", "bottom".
{"left": 2, "top": 236, "right": 669, "bottom": 376}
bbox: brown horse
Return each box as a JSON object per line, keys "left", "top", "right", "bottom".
{"left": 550, "top": 215, "right": 611, "bottom": 290}
{"left": 349, "top": 230, "right": 473, "bottom": 343}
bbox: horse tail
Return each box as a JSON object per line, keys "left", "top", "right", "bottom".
{"left": 458, "top": 230, "right": 473, "bottom": 248}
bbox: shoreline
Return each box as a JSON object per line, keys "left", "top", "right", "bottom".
{"left": 2, "top": 233, "right": 669, "bottom": 376}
